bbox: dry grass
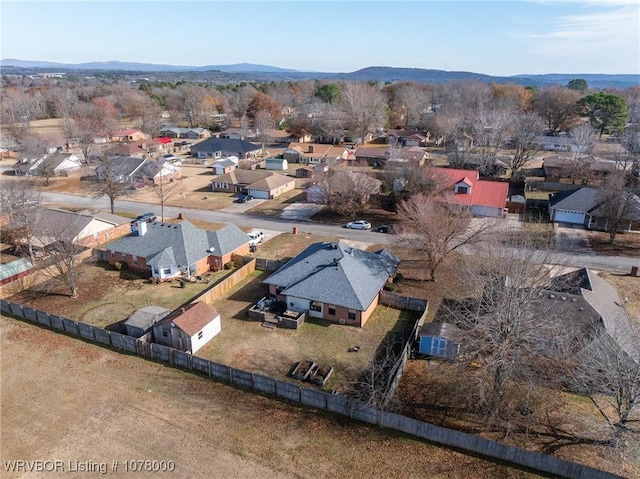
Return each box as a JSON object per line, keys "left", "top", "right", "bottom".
{"left": 1, "top": 315, "right": 540, "bottom": 479}
{"left": 587, "top": 230, "right": 640, "bottom": 257}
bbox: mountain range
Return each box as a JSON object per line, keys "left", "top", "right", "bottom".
{"left": 2, "top": 59, "right": 638, "bottom": 89}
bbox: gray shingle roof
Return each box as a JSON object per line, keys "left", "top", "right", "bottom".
{"left": 190, "top": 138, "right": 261, "bottom": 155}
{"left": 104, "top": 220, "right": 248, "bottom": 268}
{"left": 264, "top": 242, "right": 400, "bottom": 311}
{"left": 548, "top": 187, "right": 599, "bottom": 213}
{"left": 125, "top": 305, "right": 172, "bottom": 331}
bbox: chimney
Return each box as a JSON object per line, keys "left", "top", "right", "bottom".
{"left": 137, "top": 220, "right": 148, "bottom": 236}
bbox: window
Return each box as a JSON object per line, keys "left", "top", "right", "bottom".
{"left": 198, "top": 331, "right": 203, "bottom": 339}
{"left": 111, "top": 251, "right": 116, "bottom": 258}
{"left": 328, "top": 307, "right": 336, "bottom": 316}
{"left": 457, "top": 186, "right": 468, "bottom": 194}
{"left": 162, "top": 330, "right": 168, "bottom": 337}
{"left": 310, "top": 302, "right": 321, "bottom": 312}
{"left": 348, "top": 309, "right": 356, "bottom": 320}
{"left": 132, "top": 256, "right": 138, "bottom": 265}
{"left": 276, "top": 286, "right": 285, "bottom": 295}
{"left": 163, "top": 268, "right": 171, "bottom": 275}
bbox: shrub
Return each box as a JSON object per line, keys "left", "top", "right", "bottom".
{"left": 393, "top": 272, "right": 404, "bottom": 284}
{"left": 224, "top": 261, "right": 235, "bottom": 270}
{"left": 114, "top": 262, "right": 123, "bottom": 271}
{"left": 383, "top": 283, "right": 397, "bottom": 292}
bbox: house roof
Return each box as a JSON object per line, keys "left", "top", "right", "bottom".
{"left": 212, "top": 169, "right": 291, "bottom": 189}
{"left": 543, "top": 156, "right": 616, "bottom": 174}
{"left": 248, "top": 173, "right": 295, "bottom": 192}
{"left": 588, "top": 191, "right": 640, "bottom": 221}
{"left": 104, "top": 220, "right": 248, "bottom": 267}
{"left": 548, "top": 187, "right": 599, "bottom": 213}
{"left": 210, "top": 159, "right": 237, "bottom": 169}
{"left": 264, "top": 242, "right": 400, "bottom": 311}
{"left": 419, "top": 321, "right": 463, "bottom": 341}
{"left": 436, "top": 167, "right": 508, "bottom": 210}
{"left": 286, "top": 143, "right": 347, "bottom": 159}
{"left": 162, "top": 301, "right": 220, "bottom": 336}
{"left": 549, "top": 268, "right": 638, "bottom": 362}
{"left": 125, "top": 305, "right": 172, "bottom": 331}
{"left": 0, "top": 258, "right": 33, "bottom": 282}
{"left": 190, "top": 137, "right": 261, "bottom": 154}
{"left": 105, "top": 139, "right": 163, "bottom": 156}
{"left": 386, "top": 129, "right": 427, "bottom": 138}
{"left": 354, "top": 147, "right": 388, "bottom": 159}
{"left": 95, "top": 157, "right": 146, "bottom": 179}
{"left": 113, "top": 129, "right": 144, "bottom": 137}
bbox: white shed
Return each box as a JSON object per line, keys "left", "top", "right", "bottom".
{"left": 265, "top": 158, "right": 288, "bottom": 171}
{"left": 153, "top": 302, "right": 221, "bottom": 354}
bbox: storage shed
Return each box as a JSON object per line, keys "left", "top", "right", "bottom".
{"left": 417, "top": 322, "right": 461, "bottom": 361}
{"left": 265, "top": 158, "right": 288, "bottom": 171}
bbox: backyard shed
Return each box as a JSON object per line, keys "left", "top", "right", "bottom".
{"left": 124, "top": 305, "right": 172, "bottom": 341}
{"left": 417, "top": 322, "right": 461, "bottom": 361}
{"left": 265, "top": 158, "right": 288, "bottom": 171}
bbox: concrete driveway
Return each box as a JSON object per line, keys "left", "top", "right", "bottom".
{"left": 554, "top": 223, "right": 592, "bottom": 252}
{"left": 219, "top": 198, "right": 266, "bottom": 213}
{"left": 280, "top": 203, "right": 325, "bottom": 221}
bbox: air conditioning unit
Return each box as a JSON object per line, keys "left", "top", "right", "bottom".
{"left": 339, "top": 318, "right": 346, "bottom": 325}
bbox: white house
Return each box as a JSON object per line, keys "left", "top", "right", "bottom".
{"left": 153, "top": 302, "right": 221, "bottom": 354}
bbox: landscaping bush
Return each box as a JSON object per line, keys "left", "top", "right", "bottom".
{"left": 224, "top": 261, "right": 235, "bottom": 270}
{"left": 393, "top": 272, "right": 404, "bottom": 284}
{"left": 383, "top": 283, "right": 397, "bottom": 292}
{"left": 114, "top": 262, "right": 123, "bottom": 271}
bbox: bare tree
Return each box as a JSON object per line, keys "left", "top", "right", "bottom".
{"left": 568, "top": 123, "right": 596, "bottom": 184}
{"left": 94, "top": 156, "right": 130, "bottom": 214}
{"left": 149, "top": 175, "right": 180, "bottom": 222}
{"left": 508, "top": 112, "right": 545, "bottom": 176}
{"left": 35, "top": 156, "right": 56, "bottom": 186}
{"left": 314, "top": 169, "right": 381, "bottom": 217}
{"left": 0, "top": 180, "right": 43, "bottom": 263}
{"left": 226, "top": 85, "right": 257, "bottom": 125}
{"left": 534, "top": 86, "right": 582, "bottom": 134}
{"left": 395, "top": 192, "right": 496, "bottom": 281}
{"left": 74, "top": 103, "right": 106, "bottom": 164}
{"left": 438, "top": 239, "right": 576, "bottom": 422}
{"left": 40, "top": 215, "right": 88, "bottom": 298}
{"left": 253, "top": 110, "right": 274, "bottom": 150}
{"left": 471, "top": 108, "right": 512, "bottom": 175}
{"left": 341, "top": 82, "right": 387, "bottom": 145}
{"left": 570, "top": 329, "right": 640, "bottom": 448}
{"left": 593, "top": 172, "right": 640, "bottom": 243}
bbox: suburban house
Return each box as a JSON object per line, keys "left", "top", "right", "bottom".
{"left": 139, "top": 160, "right": 182, "bottom": 184}
{"left": 0, "top": 258, "right": 33, "bottom": 286}
{"left": 211, "top": 170, "right": 296, "bottom": 199}
{"left": 153, "top": 301, "right": 221, "bottom": 354}
{"left": 263, "top": 242, "right": 401, "bottom": 327}
{"left": 283, "top": 143, "right": 349, "bottom": 165}
{"left": 22, "top": 208, "right": 132, "bottom": 250}
{"left": 95, "top": 156, "right": 147, "bottom": 183}
{"left": 533, "top": 135, "right": 583, "bottom": 153}
{"left": 352, "top": 146, "right": 427, "bottom": 167}
{"left": 385, "top": 129, "right": 430, "bottom": 147}
{"left": 13, "top": 153, "right": 83, "bottom": 176}
{"left": 295, "top": 164, "right": 328, "bottom": 179}
{"left": 543, "top": 156, "right": 616, "bottom": 185}
{"left": 190, "top": 137, "right": 262, "bottom": 159}
{"left": 159, "top": 127, "right": 212, "bottom": 139}
{"left": 101, "top": 220, "right": 250, "bottom": 279}
{"left": 209, "top": 158, "right": 239, "bottom": 175}
{"left": 104, "top": 139, "right": 167, "bottom": 159}
{"left": 124, "top": 305, "right": 172, "bottom": 340}
{"left": 111, "top": 129, "right": 148, "bottom": 142}
{"left": 434, "top": 167, "right": 510, "bottom": 217}
{"left": 549, "top": 187, "right": 640, "bottom": 232}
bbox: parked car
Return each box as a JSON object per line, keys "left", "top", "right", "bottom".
{"left": 248, "top": 230, "right": 264, "bottom": 246}
{"left": 133, "top": 212, "right": 157, "bottom": 223}
{"left": 345, "top": 220, "right": 372, "bottom": 230}
{"left": 377, "top": 224, "right": 394, "bottom": 233}
{"left": 235, "top": 194, "right": 253, "bottom": 203}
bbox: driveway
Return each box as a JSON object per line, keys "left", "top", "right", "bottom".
{"left": 554, "top": 223, "right": 592, "bottom": 252}
{"left": 280, "top": 203, "right": 326, "bottom": 221}
{"left": 219, "top": 198, "right": 267, "bottom": 213}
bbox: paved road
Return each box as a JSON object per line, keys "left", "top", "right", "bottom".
{"left": 42, "top": 192, "right": 640, "bottom": 274}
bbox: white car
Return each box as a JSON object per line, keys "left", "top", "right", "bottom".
{"left": 345, "top": 220, "right": 371, "bottom": 230}
{"left": 248, "top": 230, "right": 264, "bottom": 246}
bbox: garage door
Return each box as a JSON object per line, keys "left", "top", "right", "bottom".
{"left": 248, "top": 190, "right": 269, "bottom": 199}
{"left": 553, "top": 209, "right": 585, "bottom": 224}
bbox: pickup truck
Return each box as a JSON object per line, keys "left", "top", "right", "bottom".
{"left": 247, "top": 230, "right": 264, "bottom": 246}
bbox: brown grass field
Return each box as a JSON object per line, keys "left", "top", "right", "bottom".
{"left": 2, "top": 315, "right": 541, "bottom": 479}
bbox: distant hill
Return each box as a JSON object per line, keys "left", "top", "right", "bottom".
{"left": 1, "top": 59, "right": 638, "bottom": 88}
{"left": 0, "top": 59, "right": 300, "bottom": 73}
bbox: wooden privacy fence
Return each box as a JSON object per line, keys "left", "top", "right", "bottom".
{"left": 191, "top": 258, "right": 256, "bottom": 305}
{"left": 0, "top": 299, "right": 623, "bottom": 479}
{"left": 379, "top": 290, "right": 428, "bottom": 312}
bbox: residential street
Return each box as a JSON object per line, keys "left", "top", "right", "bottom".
{"left": 42, "top": 192, "right": 640, "bottom": 275}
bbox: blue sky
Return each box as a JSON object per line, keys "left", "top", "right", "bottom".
{"left": 1, "top": 1, "right": 638, "bottom": 76}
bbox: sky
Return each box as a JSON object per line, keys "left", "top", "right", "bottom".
{"left": 1, "top": 0, "right": 639, "bottom": 76}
